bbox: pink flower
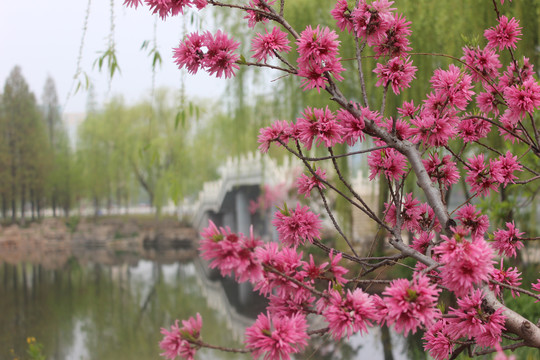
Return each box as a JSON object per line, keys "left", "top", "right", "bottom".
{"left": 257, "top": 120, "right": 295, "bottom": 153}
{"left": 251, "top": 27, "right": 291, "bottom": 63}
{"left": 373, "top": 56, "right": 417, "bottom": 95}
{"left": 296, "top": 107, "right": 344, "bottom": 150}
{"left": 304, "top": 254, "right": 328, "bottom": 281}
{"left": 323, "top": 288, "right": 376, "bottom": 340}
{"left": 235, "top": 228, "right": 265, "bottom": 284}
{"left": 423, "top": 319, "right": 454, "bottom": 360}
{"left": 373, "top": 13, "right": 412, "bottom": 58}
{"left": 456, "top": 204, "right": 489, "bottom": 238}
{"left": 297, "top": 168, "right": 327, "bottom": 198}
{"left": 173, "top": 32, "right": 206, "bottom": 75}
{"left": 384, "top": 193, "right": 422, "bottom": 232}
{"left": 430, "top": 64, "right": 474, "bottom": 110}
{"left": 199, "top": 222, "right": 242, "bottom": 277}
{"left": 458, "top": 115, "right": 492, "bottom": 143}
{"left": 499, "top": 56, "right": 535, "bottom": 89}
{"left": 410, "top": 232, "right": 434, "bottom": 254}
{"left": 398, "top": 100, "right": 419, "bottom": 118}
{"left": 383, "top": 274, "right": 441, "bottom": 336}
{"left": 351, "top": 0, "right": 395, "bottom": 46}
{"left": 244, "top": 0, "right": 275, "bottom": 28}
{"left": 272, "top": 203, "right": 321, "bottom": 247}
{"left": 245, "top": 312, "right": 308, "bottom": 360}
{"left": 485, "top": 15, "right": 522, "bottom": 51}
{"left": 367, "top": 148, "right": 407, "bottom": 181}
{"left": 328, "top": 250, "right": 349, "bottom": 285}
{"left": 490, "top": 260, "right": 522, "bottom": 298}
{"left": 493, "top": 151, "right": 522, "bottom": 187}
{"left": 254, "top": 243, "right": 306, "bottom": 296}
{"left": 434, "top": 231, "right": 495, "bottom": 297}
{"left": 146, "top": 0, "right": 192, "bottom": 19}
{"left": 461, "top": 46, "right": 501, "bottom": 84}
{"left": 267, "top": 289, "right": 314, "bottom": 318}
{"left": 331, "top": 0, "right": 354, "bottom": 33}
{"left": 493, "top": 221, "right": 524, "bottom": 258}
{"left": 159, "top": 314, "right": 203, "bottom": 360}
{"left": 465, "top": 153, "right": 501, "bottom": 197}
{"left": 204, "top": 30, "right": 241, "bottom": 79}
{"left": 296, "top": 25, "right": 344, "bottom": 92}
{"left": 411, "top": 111, "right": 458, "bottom": 147}
{"left": 173, "top": 30, "right": 240, "bottom": 79}
{"left": 504, "top": 77, "right": 540, "bottom": 119}
{"left": 447, "top": 290, "right": 506, "bottom": 348}
{"left": 422, "top": 153, "right": 460, "bottom": 189}
{"left": 374, "top": 116, "right": 414, "bottom": 142}
{"left": 476, "top": 90, "right": 501, "bottom": 115}
{"left": 338, "top": 105, "right": 378, "bottom": 146}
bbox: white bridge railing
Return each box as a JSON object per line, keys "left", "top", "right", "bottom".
{"left": 179, "top": 152, "right": 302, "bottom": 231}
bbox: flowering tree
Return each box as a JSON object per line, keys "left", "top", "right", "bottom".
{"left": 124, "top": 0, "right": 540, "bottom": 359}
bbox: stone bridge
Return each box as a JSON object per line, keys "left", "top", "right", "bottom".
{"left": 180, "top": 152, "right": 303, "bottom": 241}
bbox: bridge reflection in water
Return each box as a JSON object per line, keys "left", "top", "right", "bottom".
{"left": 0, "top": 240, "right": 419, "bottom": 360}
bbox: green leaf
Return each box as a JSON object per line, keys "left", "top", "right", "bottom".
{"left": 152, "top": 51, "right": 162, "bottom": 69}
{"left": 175, "top": 110, "right": 185, "bottom": 130}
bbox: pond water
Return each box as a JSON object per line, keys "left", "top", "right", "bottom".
{"left": 0, "top": 246, "right": 421, "bottom": 360}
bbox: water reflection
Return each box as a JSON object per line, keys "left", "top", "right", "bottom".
{"left": 0, "top": 247, "right": 418, "bottom": 360}
{"left": 0, "top": 253, "right": 246, "bottom": 360}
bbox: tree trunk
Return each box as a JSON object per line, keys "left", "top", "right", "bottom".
{"left": 36, "top": 195, "right": 42, "bottom": 219}
{"left": 20, "top": 184, "right": 25, "bottom": 221}
{"left": 52, "top": 189, "right": 57, "bottom": 217}
{"left": 1, "top": 193, "right": 7, "bottom": 219}
{"left": 30, "top": 188, "right": 35, "bottom": 220}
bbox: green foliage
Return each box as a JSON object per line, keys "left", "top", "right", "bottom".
{"left": 93, "top": 46, "right": 121, "bottom": 80}
{"left": 26, "top": 337, "right": 46, "bottom": 360}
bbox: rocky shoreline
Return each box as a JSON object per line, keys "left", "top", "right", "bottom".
{"left": 0, "top": 217, "right": 198, "bottom": 268}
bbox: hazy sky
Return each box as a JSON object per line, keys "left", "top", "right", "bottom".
{"left": 0, "top": 1, "right": 225, "bottom": 114}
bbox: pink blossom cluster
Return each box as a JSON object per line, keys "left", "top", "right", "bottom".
{"left": 490, "top": 260, "right": 522, "bottom": 298}
{"left": 434, "top": 227, "right": 495, "bottom": 296}
{"left": 244, "top": 0, "right": 276, "bottom": 28}
{"left": 447, "top": 290, "right": 506, "bottom": 347}
{"left": 257, "top": 104, "right": 375, "bottom": 153}
{"left": 332, "top": 0, "right": 411, "bottom": 58}
{"left": 332, "top": 1, "right": 416, "bottom": 94}
{"left": 296, "top": 168, "right": 327, "bottom": 198}
{"left": 124, "top": 0, "right": 207, "bottom": 19}
{"left": 272, "top": 203, "right": 322, "bottom": 247}
{"left": 199, "top": 221, "right": 264, "bottom": 283}
{"left": 159, "top": 313, "right": 203, "bottom": 360}
{"left": 380, "top": 274, "right": 441, "bottom": 335}
{"left": 173, "top": 30, "right": 240, "bottom": 79}
{"left": 126, "top": 0, "right": 540, "bottom": 358}
{"left": 245, "top": 312, "right": 308, "bottom": 360}
{"left": 251, "top": 27, "right": 291, "bottom": 63}
{"left": 296, "top": 25, "right": 345, "bottom": 92}
{"left": 465, "top": 151, "right": 522, "bottom": 197}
